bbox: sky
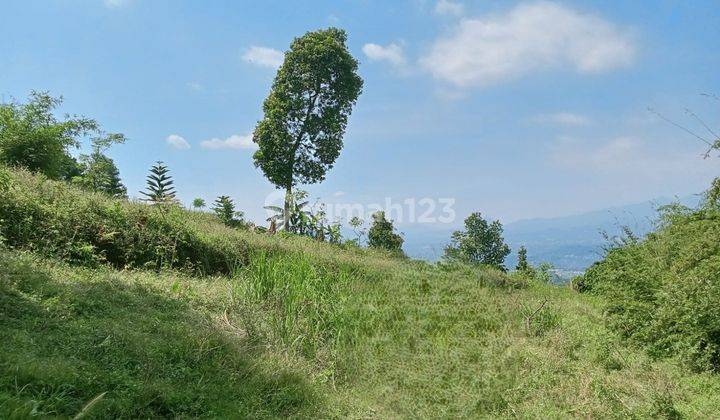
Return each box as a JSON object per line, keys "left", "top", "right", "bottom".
{"left": 1, "top": 0, "right": 719, "bottom": 234}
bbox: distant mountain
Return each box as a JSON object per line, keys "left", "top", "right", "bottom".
{"left": 402, "top": 195, "right": 700, "bottom": 271}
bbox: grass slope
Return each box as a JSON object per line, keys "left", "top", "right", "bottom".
{"left": 1, "top": 168, "right": 719, "bottom": 417}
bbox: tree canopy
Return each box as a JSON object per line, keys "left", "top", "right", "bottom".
{"left": 192, "top": 198, "right": 206, "bottom": 210}
{"left": 72, "top": 151, "right": 127, "bottom": 198}
{"left": 444, "top": 212, "right": 510, "bottom": 270}
{"left": 0, "top": 92, "right": 98, "bottom": 179}
{"left": 252, "top": 28, "right": 363, "bottom": 228}
{"left": 368, "top": 211, "right": 404, "bottom": 253}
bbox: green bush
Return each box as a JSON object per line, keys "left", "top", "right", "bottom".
{"left": 581, "top": 205, "right": 720, "bottom": 371}
{"left": 0, "top": 168, "right": 252, "bottom": 275}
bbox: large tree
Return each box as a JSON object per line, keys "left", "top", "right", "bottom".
{"left": 253, "top": 28, "right": 363, "bottom": 229}
{"left": 444, "top": 212, "right": 510, "bottom": 270}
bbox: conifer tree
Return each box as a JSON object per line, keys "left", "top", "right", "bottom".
{"left": 213, "top": 195, "right": 244, "bottom": 227}
{"left": 73, "top": 151, "right": 127, "bottom": 198}
{"left": 516, "top": 246, "right": 531, "bottom": 272}
{"left": 140, "top": 161, "right": 176, "bottom": 205}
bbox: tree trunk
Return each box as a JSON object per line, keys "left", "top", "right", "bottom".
{"left": 284, "top": 185, "right": 292, "bottom": 231}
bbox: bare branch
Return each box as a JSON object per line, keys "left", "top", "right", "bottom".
{"left": 524, "top": 298, "right": 548, "bottom": 332}
{"left": 684, "top": 108, "right": 719, "bottom": 140}
{"left": 648, "top": 107, "right": 713, "bottom": 146}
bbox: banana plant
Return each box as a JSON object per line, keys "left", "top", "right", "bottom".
{"left": 263, "top": 190, "right": 311, "bottom": 233}
{"left": 324, "top": 223, "right": 342, "bottom": 244}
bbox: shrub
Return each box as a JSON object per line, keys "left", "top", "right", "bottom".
{"left": 0, "top": 168, "right": 251, "bottom": 275}
{"left": 581, "top": 205, "right": 720, "bottom": 371}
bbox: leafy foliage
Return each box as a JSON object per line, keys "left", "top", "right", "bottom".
{"left": 444, "top": 212, "right": 510, "bottom": 270}
{"left": 72, "top": 151, "right": 127, "bottom": 198}
{"left": 367, "top": 211, "right": 403, "bottom": 253}
{"left": 264, "top": 190, "right": 341, "bottom": 243}
{"left": 0, "top": 167, "right": 251, "bottom": 275}
{"left": 581, "top": 200, "right": 720, "bottom": 372}
{"left": 0, "top": 91, "right": 118, "bottom": 180}
{"left": 348, "top": 216, "right": 366, "bottom": 246}
{"left": 192, "top": 197, "right": 206, "bottom": 210}
{"left": 252, "top": 28, "right": 363, "bottom": 228}
{"left": 140, "top": 161, "right": 176, "bottom": 205}
{"left": 265, "top": 190, "right": 312, "bottom": 233}
{"left": 324, "top": 223, "right": 342, "bottom": 244}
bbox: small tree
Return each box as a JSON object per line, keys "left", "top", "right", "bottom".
{"left": 212, "top": 195, "right": 244, "bottom": 227}
{"left": 73, "top": 152, "right": 127, "bottom": 198}
{"left": 368, "top": 211, "right": 404, "bottom": 253}
{"left": 444, "top": 212, "right": 510, "bottom": 270}
{"left": 140, "top": 161, "right": 176, "bottom": 205}
{"left": 192, "top": 198, "right": 206, "bottom": 211}
{"left": 348, "top": 216, "right": 366, "bottom": 245}
{"left": 0, "top": 91, "right": 109, "bottom": 180}
{"left": 264, "top": 189, "right": 311, "bottom": 233}
{"left": 252, "top": 28, "right": 363, "bottom": 230}
{"left": 325, "top": 223, "right": 342, "bottom": 244}
{"left": 516, "top": 246, "right": 531, "bottom": 272}
{"left": 72, "top": 134, "right": 128, "bottom": 198}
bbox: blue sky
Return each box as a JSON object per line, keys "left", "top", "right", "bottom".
{"left": 1, "top": 0, "right": 718, "bottom": 232}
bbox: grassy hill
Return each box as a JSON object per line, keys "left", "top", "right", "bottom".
{"left": 1, "top": 168, "right": 719, "bottom": 418}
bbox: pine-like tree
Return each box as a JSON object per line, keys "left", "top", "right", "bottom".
{"left": 213, "top": 195, "right": 244, "bottom": 227}
{"left": 140, "top": 161, "right": 176, "bottom": 204}
{"left": 516, "top": 246, "right": 531, "bottom": 272}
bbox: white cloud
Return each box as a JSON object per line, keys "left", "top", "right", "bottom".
{"left": 333, "top": 191, "right": 346, "bottom": 197}
{"left": 242, "top": 46, "right": 283, "bottom": 69}
{"left": 166, "top": 134, "right": 191, "bottom": 150}
{"left": 362, "top": 43, "right": 406, "bottom": 67}
{"left": 435, "top": 0, "right": 464, "bottom": 16}
{"left": 200, "top": 134, "right": 257, "bottom": 150}
{"left": 420, "top": 1, "right": 636, "bottom": 87}
{"left": 532, "top": 112, "right": 592, "bottom": 126}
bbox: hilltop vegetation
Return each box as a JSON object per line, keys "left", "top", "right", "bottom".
{"left": 1, "top": 167, "right": 720, "bottom": 417}
{"left": 579, "top": 198, "right": 720, "bottom": 373}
